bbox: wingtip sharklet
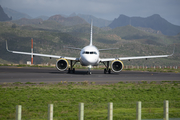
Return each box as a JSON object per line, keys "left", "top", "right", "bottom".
{"left": 168, "top": 44, "right": 175, "bottom": 56}
{"left": 170, "top": 44, "right": 175, "bottom": 56}
{"left": 5, "top": 40, "right": 9, "bottom": 52}
{"left": 5, "top": 40, "right": 12, "bottom": 52}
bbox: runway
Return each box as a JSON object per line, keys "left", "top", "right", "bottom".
{"left": 0, "top": 66, "right": 180, "bottom": 84}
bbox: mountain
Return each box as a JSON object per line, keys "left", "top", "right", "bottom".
{"left": 136, "top": 27, "right": 162, "bottom": 35}
{"left": 2, "top": 7, "right": 32, "bottom": 20}
{"left": 12, "top": 18, "right": 43, "bottom": 25}
{"left": 0, "top": 21, "right": 179, "bottom": 65}
{"left": 69, "top": 13, "right": 112, "bottom": 27}
{"left": 109, "top": 14, "right": 180, "bottom": 36}
{"left": 35, "top": 16, "right": 49, "bottom": 21}
{"left": 0, "top": 22, "right": 87, "bottom": 64}
{"left": 0, "top": 5, "right": 12, "bottom": 21}
{"left": 48, "top": 15, "right": 88, "bottom": 26}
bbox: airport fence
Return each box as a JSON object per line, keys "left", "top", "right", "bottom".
{"left": 1, "top": 100, "right": 180, "bottom": 120}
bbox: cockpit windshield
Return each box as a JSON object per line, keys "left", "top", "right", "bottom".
{"left": 83, "top": 51, "right": 97, "bottom": 55}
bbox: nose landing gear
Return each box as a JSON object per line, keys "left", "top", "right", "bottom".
{"left": 87, "top": 65, "right": 92, "bottom": 75}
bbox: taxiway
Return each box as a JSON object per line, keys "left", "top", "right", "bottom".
{"left": 0, "top": 66, "right": 180, "bottom": 84}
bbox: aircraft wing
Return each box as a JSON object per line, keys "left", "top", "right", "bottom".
{"left": 100, "top": 46, "right": 175, "bottom": 62}
{"left": 100, "top": 54, "right": 173, "bottom": 62}
{"left": 6, "top": 41, "right": 79, "bottom": 61}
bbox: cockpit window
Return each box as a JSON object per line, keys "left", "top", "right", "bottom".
{"left": 82, "top": 51, "right": 97, "bottom": 55}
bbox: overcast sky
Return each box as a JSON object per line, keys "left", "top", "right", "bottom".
{"left": 0, "top": 0, "right": 180, "bottom": 25}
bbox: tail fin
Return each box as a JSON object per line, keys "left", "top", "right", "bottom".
{"left": 89, "top": 20, "right": 93, "bottom": 46}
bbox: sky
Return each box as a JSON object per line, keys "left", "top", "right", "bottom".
{"left": 0, "top": 0, "right": 180, "bottom": 25}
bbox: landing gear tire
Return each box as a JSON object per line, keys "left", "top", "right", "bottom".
{"left": 73, "top": 68, "right": 75, "bottom": 73}
{"left": 108, "top": 69, "right": 111, "bottom": 74}
{"left": 87, "top": 71, "right": 92, "bottom": 75}
{"left": 104, "top": 69, "right": 107, "bottom": 74}
{"left": 104, "top": 69, "right": 111, "bottom": 74}
{"left": 68, "top": 68, "right": 75, "bottom": 74}
{"left": 68, "top": 68, "right": 70, "bottom": 73}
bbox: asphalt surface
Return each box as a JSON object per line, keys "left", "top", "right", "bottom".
{"left": 0, "top": 66, "right": 180, "bottom": 84}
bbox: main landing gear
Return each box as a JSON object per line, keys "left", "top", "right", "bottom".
{"left": 68, "top": 60, "right": 77, "bottom": 74}
{"left": 102, "top": 61, "right": 111, "bottom": 74}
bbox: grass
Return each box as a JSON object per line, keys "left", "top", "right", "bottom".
{"left": 123, "top": 67, "right": 180, "bottom": 73}
{"left": 0, "top": 81, "right": 180, "bottom": 120}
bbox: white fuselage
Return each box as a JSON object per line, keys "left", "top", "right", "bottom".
{"left": 80, "top": 45, "right": 100, "bottom": 66}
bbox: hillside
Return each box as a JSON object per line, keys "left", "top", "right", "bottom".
{"left": 0, "top": 5, "right": 12, "bottom": 21}
{"left": 48, "top": 15, "right": 88, "bottom": 26}
{"left": 2, "top": 6, "right": 111, "bottom": 28}
{"left": 12, "top": 18, "right": 43, "bottom": 25}
{"left": 70, "top": 13, "right": 112, "bottom": 27}
{"left": 0, "top": 21, "right": 179, "bottom": 66}
{"left": 35, "top": 16, "right": 49, "bottom": 21}
{"left": 0, "top": 22, "right": 87, "bottom": 64}
{"left": 109, "top": 14, "right": 180, "bottom": 36}
{"left": 2, "top": 7, "right": 32, "bottom": 20}
{"left": 2, "top": 6, "right": 180, "bottom": 36}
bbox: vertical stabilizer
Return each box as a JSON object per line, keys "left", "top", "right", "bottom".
{"left": 90, "top": 20, "right": 93, "bottom": 46}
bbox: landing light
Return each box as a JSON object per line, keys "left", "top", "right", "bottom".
{"left": 88, "top": 65, "right": 92, "bottom": 68}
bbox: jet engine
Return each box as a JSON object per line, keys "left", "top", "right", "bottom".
{"left": 56, "top": 58, "right": 69, "bottom": 71}
{"left": 111, "top": 60, "right": 124, "bottom": 72}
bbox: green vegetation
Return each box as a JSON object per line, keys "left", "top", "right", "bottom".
{"left": 0, "top": 64, "right": 54, "bottom": 68}
{"left": 0, "top": 63, "right": 180, "bottom": 73}
{"left": 0, "top": 21, "right": 180, "bottom": 66}
{"left": 123, "top": 67, "right": 180, "bottom": 73}
{"left": 0, "top": 82, "right": 180, "bottom": 119}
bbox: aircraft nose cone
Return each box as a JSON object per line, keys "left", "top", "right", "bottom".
{"left": 86, "top": 56, "right": 97, "bottom": 63}
{"left": 81, "top": 55, "right": 98, "bottom": 65}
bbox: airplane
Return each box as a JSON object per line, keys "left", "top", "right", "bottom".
{"left": 5, "top": 21, "right": 175, "bottom": 74}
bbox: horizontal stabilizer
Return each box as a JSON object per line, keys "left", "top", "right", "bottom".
{"left": 64, "top": 46, "right": 82, "bottom": 50}
{"left": 99, "top": 48, "right": 119, "bottom": 51}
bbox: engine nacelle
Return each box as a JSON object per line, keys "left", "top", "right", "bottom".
{"left": 111, "top": 60, "right": 124, "bottom": 72}
{"left": 56, "top": 58, "right": 69, "bottom": 71}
